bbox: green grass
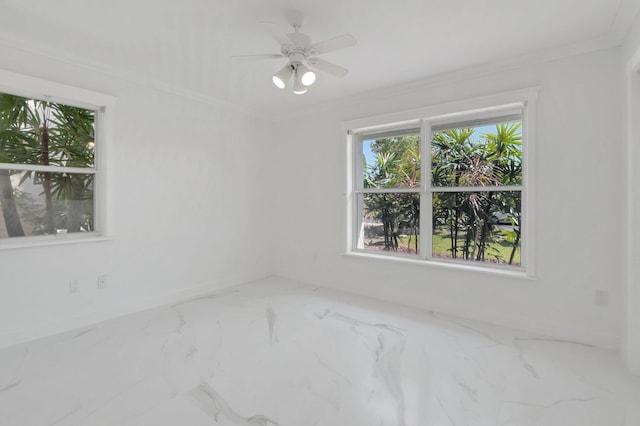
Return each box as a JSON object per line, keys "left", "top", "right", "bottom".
{"left": 396, "top": 228, "right": 521, "bottom": 265}
{"left": 432, "top": 228, "right": 520, "bottom": 265}
{"left": 397, "top": 235, "right": 420, "bottom": 254}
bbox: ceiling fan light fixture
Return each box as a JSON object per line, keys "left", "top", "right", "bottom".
{"left": 293, "top": 71, "right": 308, "bottom": 94}
{"left": 272, "top": 75, "right": 286, "bottom": 89}
{"left": 297, "top": 63, "right": 316, "bottom": 86}
{"left": 272, "top": 64, "right": 293, "bottom": 89}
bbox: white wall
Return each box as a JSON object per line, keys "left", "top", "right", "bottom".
{"left": 0, "top": 44, "right": 274, "bottom": 348}
{"left": 273, "top": 47, "right": 626, "bottom": 349}
{"left": 623, "top": 13, "right": 640, "bottom": 373}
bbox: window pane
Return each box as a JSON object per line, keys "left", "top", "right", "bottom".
{"left": 432, "top": 191, "right": 521, "bottom": 266}
{"left": 362, "top": 133, "right": 420, "bottom": 189}
{"left": 0, "top": 93, "right": 96, "bottom": 168}
{"left": 431, "top": 120, "right": 522, "bottom": 187}
{"left": 356, "top": 192, "right": 420, "bottom": 255}
{"left": 0, "top": 170, "right": 94, "bottom": 238}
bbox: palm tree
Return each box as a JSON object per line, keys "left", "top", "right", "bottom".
{"left": 431, "top": 122, "right": 522, "bottom": 263}
{"left": 432, "top": 129, "right": 476, "bottom": 259}
{"left": 482, "top": 123, "right": 522, "bottom": 263}
{"left": 398, "top": 145, "right": 420, "bottom": 252}
{"left": 365, "top": 151, "right": 402, "bottom": 251}
{"left": 0, "top": 95, "right": 38, "bottom": 236}
{"left": 364, "top": 136, "right": 420, "bottom": 253}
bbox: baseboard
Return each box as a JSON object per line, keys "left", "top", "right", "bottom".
{"left": 276, "top": 271, "right": 619, "bottom": 351}
{"left": 0, "top": 270, "right": 270, "bottom": 350}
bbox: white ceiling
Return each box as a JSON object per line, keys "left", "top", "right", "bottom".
{"left": 0, "top": 0, "right": 638, "bottom": 114}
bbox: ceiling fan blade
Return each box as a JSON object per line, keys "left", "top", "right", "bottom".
{"left": 231, "top": 54, "right": 284, "bottom": 62}
{"left": 260, "top": 22, "right": 293, "bottom": 46}
{"left": 307, "top": 58, "right": 349, "bottom": 77}
{"left": 311, "top": 34, "right": 356, "bottom": 55}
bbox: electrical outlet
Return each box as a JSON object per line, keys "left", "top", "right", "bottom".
{"left": 595, "top": 290, "right": 609, "bottom": 307}
{"left": 97, "top": 275, "right": 107, "bottom": 290}
{"left": 69, "top": 280, "right": 80, "bottom": 294}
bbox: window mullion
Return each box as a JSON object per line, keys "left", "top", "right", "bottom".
{"left": 0, "top": 163, "right": 96, "bottom": 174}
{"left": 421, "top": 120, "right": 431, "bottom": 260}
{"left": 355, "top": 188, "right": 421, "bottom": 194}
{"left": 432, "top": 185, "right": 523, "bottom": 193}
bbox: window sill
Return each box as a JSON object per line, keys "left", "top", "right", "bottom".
{"left": 342, "top": 251, "right": 536, "bottom": 280}
{"left": 0, "top": 234, "right": 113, "bottom": 250}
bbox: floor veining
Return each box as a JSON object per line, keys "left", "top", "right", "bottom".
{"left": 0, "top": 277, "right": 638, "bottom": 426}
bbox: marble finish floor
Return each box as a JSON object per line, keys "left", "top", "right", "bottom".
{"left": 1, "top": 277, "right": 639, "bottom": 426}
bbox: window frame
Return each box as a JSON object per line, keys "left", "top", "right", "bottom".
{"left": 345, "top": 88, "right": 537, "bottom": 277}
{"left": 0, "top": 69, "right": 116, "bottom": 248}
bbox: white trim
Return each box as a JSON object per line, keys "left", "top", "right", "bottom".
{"left": 0, "top": 234, "right": 111, "bottom": 250}
{"left": 0, "top": 271, "right": 270, "bottom": 350}
{"left": 521, "top": 96, "right": 536, "bottom": 274}
{"left": 343, "top": 252, "right": 532, "bottom": 279}
{"left": 343, "top": 89, "right": 537, "bottom": 133}
{"left": 0, "top": 163, "right": 96, "bottom": 174}
{"left": 429, "top": 185, "right": 523, "bottom": 193}
{"left": 0, "top": 69, "right": 115, "bottom": 110}
{"left": 429, "top": 107, "right": 523, "bottom": 130}
{"left": 353, "top": 186, "right": 525, "bottom": 194}
{"left": 357, "top": 123, "right": 422, "bottom": 138}
{"left": 94, "top": 99, "right": 113, "bottom": 237}
{"left": 280, "top": 33, "right": 619, "bottom": 121}
{"left": 354, "top": 187, "right": 421, "bottom": 194}
{"left": 353, "top": 132, "right": 365, "bottom": 191}
{"left": 308, "top": 264, "right": 622, "bottom": 350}
{"left": 346, "top": 131, "right": 355, "bottom": 253}
{"left": 0, "top": 30, "right": 263, "bottom": 120}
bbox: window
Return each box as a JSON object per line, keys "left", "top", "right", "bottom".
{"left": 355, "top": 128, "right": 422, "bottom": 255}
{"left": 347, "top": 91, "right": 535, "bottom": 274}
{"left": 0, "top": 70, "right": 114, "bottom": 244}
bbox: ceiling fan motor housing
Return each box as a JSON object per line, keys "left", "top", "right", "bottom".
{"left": 287, "top": 51, "right": 308, "bottom": 66}
{"left": 288, "top": 31, "right": 312, "bottom": 49}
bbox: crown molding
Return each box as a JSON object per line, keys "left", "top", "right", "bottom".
{"left": 0, "top": 29, "right": 265, "bottom": 120}
{"left": 266, "top": 31, "right": 623, "bottom": 121}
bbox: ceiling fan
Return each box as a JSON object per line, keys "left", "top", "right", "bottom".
{"left": 232, "top": 13, "right": 356, "bottom": 94}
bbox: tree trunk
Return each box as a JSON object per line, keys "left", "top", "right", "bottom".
{"left": 448, "top": 217, "right": 455, "bottom": 257}
{"left": 477, "top": 222, "right": 488, "bottom": 262}
{"left": 476, "top": 193, "right": 495, "bottom": 262}
{"left": 382, "top": 201, "right": 391, "bottom": 250}
{"left": 509, "top": 228, "right": 521, "bottom": 265}
{"left": 449, "top": 208, "right": 458, "bottom": 259}
{"left": 463, "top": 218, "right": 473, "bottom": 259}
{"left": 463, "top": 203, "right": 474, "bottom": 259}
{"left": 413, "top": 198, "right": 419, "bottom": 254}
{"left": 452, "top": 213, "right": 458, "bottom": 259}
{"left": 41, "top": 119, "right": 55, "bottom": 234}
{"left": 0, "top": 170, "right": 25, "bottom": 237}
